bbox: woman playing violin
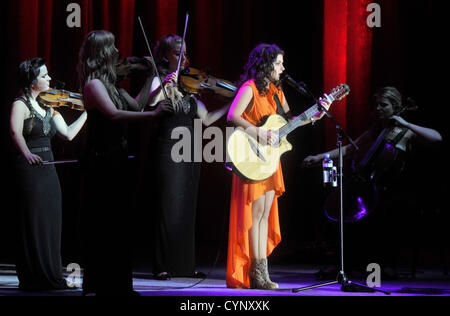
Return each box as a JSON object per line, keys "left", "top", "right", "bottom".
{"left": 10, "top": 57, "right": 87, "bottom": 291}
{"left": 77, "top": 30, "right": 171, "bottom": 296}
{"left": 146, "top": 34, "right": 230, "bottom": 280}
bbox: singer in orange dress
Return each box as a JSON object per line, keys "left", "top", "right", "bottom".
{"left": 226, "top": 44, "right": 328, "bottom": 289}
{"left": 226, "top": 80, "right": 286, "bottom": 289}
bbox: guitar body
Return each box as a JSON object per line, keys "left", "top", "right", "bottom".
{"left": 227, "top": 114, "right": 292, "bottom": 181}
{"left": 226, "top": 84, "right": 350, "bottom": 181}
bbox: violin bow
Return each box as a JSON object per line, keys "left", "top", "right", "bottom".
{"left": 43, "top": 159, "right": 79, "bottom": 165}
{"left": 137, "top": 16, "right": 170, "bottom": 101}
{"left": 175, "top": 12, "right": 190, "bottom": 78}
{"left": 42, "top": 156, "right": 135, "bottom": 166}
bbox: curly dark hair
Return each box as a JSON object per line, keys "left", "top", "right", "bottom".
{"left": 237, "top": 43, "right": 284, "bottom": 96}
{"left": 77, "top": 30, "right": 124, "bottom": 109}
{"left": 17, "top": 57, "right": 49, "bottom": 133}
{"left": 18, "top": 57, "right": 46, "bottom": 98}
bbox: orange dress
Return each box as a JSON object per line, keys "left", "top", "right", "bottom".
{"left": 226, "top": 80, "right": 286, "bottom": 288}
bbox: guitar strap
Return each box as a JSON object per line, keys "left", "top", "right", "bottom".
{"left": 273, "top": 93, "right": 289, "bottom": 121}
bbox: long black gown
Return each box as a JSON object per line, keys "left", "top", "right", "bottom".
{"left": 153, "top": 95, "right": 201, "bottom": 277}
{"left": 13, "top": 97, "right": 67, "bottom": 291}
{"left": 81, "top": 105, "right": 134, "bottom": 295}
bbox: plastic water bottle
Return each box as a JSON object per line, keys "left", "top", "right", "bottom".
{"left": 322, "top": 154, "right": 333, "bottom": 184}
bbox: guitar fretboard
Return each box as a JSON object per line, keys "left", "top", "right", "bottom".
{"left": 278, "top": 104, "right": 321, "bottom": 138}
{"left": 276, "top": 84, "right": 349, "bottom": 140}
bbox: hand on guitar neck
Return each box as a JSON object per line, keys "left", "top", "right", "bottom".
{"left": 313, "top": 97, "right": 332, "bottom": 121}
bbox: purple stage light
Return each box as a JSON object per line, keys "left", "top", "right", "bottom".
{"left": 354, "top": 196, "right": 368, "bottom": 221}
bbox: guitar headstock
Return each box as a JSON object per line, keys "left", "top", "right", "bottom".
{"left": 330, "top": 84, "right": 350, "bottom": 101}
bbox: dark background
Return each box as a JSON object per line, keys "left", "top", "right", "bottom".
{"left": 1, "top": 0, "right": 448, "bottom": 274}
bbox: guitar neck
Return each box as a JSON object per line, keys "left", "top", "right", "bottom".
{"left": 277, "top": 84, "right": 349, "bottom": 139}
{"left": 278, "top": 103, "right": 322, "bottom": 138}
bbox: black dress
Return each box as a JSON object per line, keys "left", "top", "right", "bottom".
{"left": 13, "top": 97, "right": 67, "bottom": 291}
{"left": 81, "top": 106, "right": 134, "bottom": 295}
{"left": 153, "top": 94, "right": 201, "bottom": 277}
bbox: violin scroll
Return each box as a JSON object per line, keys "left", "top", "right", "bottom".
{"left": 116, "top": 56, "right": 154, "bottom": 79}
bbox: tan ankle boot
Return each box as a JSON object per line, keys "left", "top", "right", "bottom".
{"left": 260, "top": 258, "right": 279, "bottom": 289}
{"left": 249, "top": 259, "right": 267, "bottom": 289}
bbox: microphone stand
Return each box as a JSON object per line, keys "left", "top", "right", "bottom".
{"left": 290, "top": 82, "right": 390, "bottom": 295}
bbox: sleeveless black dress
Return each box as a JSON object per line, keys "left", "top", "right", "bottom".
{"left": 13, "top": 97, "right": 67, "bottom": 291}
{"left": 81, "top": 105, "right": 134, "bottom": 295}
{"left": 153, "top": 95, "right": 201, "bottom": 277}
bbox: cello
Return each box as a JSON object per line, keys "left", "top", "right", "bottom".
{"left": 324, "top": 99, "right": 418, "bottom": 223}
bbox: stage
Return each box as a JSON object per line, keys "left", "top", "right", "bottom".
{"left": 1, "top": 263, "right": 449, "bottom": 297}
{"left": 1, "top": 3, "right": 449, "bottom": 311}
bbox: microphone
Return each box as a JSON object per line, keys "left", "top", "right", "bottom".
{"left": 281, "top": 73, "right": 308, "bottom": 96}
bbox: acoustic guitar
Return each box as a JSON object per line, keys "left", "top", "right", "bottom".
{"left": 226, "top": 84, "right": 350, "bottom": 181}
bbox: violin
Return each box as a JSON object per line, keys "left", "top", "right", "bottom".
{"left": 116, "top": 56, "right": 153, "bottom": 79}
{"left": 38, "top": 89, "right": 84, "bottom": 111}
{"left": 180, "top": 67, "right": 237, "bottom": 99}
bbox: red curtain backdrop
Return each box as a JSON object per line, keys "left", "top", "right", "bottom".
{"left": 3, "top": 0, "right": 377, "bottom": 231}
{"left": 5, "top": 0, "right": 178, "bottom": 97}
{"left": 346, "top": 0, "right": 373, "bottom": 136}
{"left": 13, "top": 0, "right": 52, "bottom": 64}
{"left": 191, "top": 0, "right": 225, "bottom": 74}
{"left": 323, "top": 0, "right": 373, "bottom": 149}
{"left": 153, "top": 0, "right": 179, "bottom": 40}
{"left": 3, "top": 0, "right": 444, "bottom": 264}
{"left": 323, "top": 0, "right": 348, "bottom": 148}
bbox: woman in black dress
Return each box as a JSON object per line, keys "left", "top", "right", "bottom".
{"left": 302, "top": 87, "right": 443, "bottom": 278}
{"left": 78, "top": 30, "right": 171, "bottom": 296}
{"left": 10, "top": 57, "right": 87, "bottom": 291}
{"left": 147, "top": 34, "right": 230, "bottom": 280}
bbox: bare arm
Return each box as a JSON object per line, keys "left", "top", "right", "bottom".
{"left": 196, "top": 97, "right": 230, "bottom": 127}
{"left": 227, "top": 85, "right": 259, "bottom": 138}
{"left": 146, "top": 75, "right": 175, "bottom": 108}
{"left": 301, "top": 130, "right": 368, "bottom": 168}
{"left": 227, "top": 85, "right": 278, "bottom": 145}
{"left": 391, "top": 116, "right": 443, "bottom": 145}
{"left": 84, "top": 79, "right": 165, "bottom": 122}
{"left": 52, "top": 110, "right": 88, "bottom": 141}
{"left": 10, "top": 101, "right": 43, "bottom": 165}
{"left": 121, "top": 74, "right": 154, "bottom": 112}
{"left": 147, "top": 77, "right": 165, "bottom": 108}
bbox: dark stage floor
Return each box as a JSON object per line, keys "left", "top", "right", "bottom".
{"left": 1, "top": 263, "right": 449, "bottom": 297}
